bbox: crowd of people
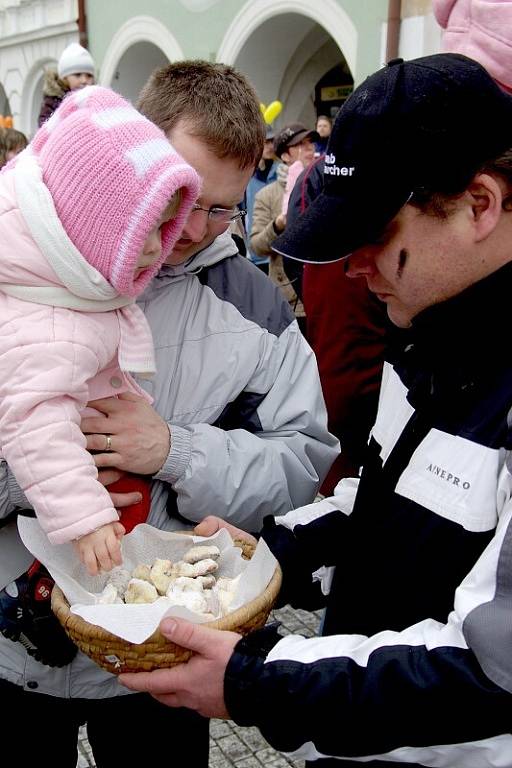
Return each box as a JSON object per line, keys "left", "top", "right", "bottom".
{"left": 2, "top": 2, "right": 512, "bottom": 766}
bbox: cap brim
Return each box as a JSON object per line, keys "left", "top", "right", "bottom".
{"left": 272, "top": 188, "right": 410, "bottom": 264}
{"left": 288, "top": 129, "right": 320, "bottom": 147}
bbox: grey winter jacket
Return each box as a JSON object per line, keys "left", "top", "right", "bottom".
{"left": 0, "top": 230, "right": 338, "bottom": 698}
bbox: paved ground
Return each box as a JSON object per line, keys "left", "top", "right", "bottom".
{"left": 77, "top": 605, "right": 322, "bottom": 767}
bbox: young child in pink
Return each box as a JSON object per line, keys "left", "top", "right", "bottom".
{"left": 0, "top": 85, "right": 200, "bottom": 578}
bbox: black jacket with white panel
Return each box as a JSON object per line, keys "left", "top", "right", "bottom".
{"left": 225, "top": 261, "right": 512, "bottom": 767}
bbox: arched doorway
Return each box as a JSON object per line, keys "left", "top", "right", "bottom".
{"left": 0, "top": 83, "right": 11, "bottom": 120}
{"left": 101, "top": 15, "right": 183, "bottom": 103}
{"left": 20, "top": 58, "right": 57, "bottom": 138}
{"left": 29, "top": 67, "right": 48, "bottom": 134}
{"left": 109, "top": 41, "right": 169, "bottom": 103}
{"left": 315, "top": 61, "right": 353, "bottom": 122}
{"left": 227, "top": 14, "right": 353, "bottom": 130}
{"left": 217, "top": 0, "right": 356, "bottom": 131}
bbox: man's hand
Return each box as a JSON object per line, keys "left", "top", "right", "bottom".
{"left": 73, "top": 520, "right": 125, "bottom": 575}
{"left": 274, "top": 213, "right": 287, "bottom": 233}
{"left": 81, "top": 393, "right": 171, "bottom": 475}
{"left": 194, "top": 516, "right": 257, "bottom": 546}
{"left": 97, "top": 469, "right": 144, "bottom": 508}
{"left": 119, "top": 618, "right": 240, "bottom": 718}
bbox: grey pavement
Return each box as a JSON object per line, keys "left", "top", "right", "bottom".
{"left": 77, "top": 605, "right": 322, "bottom": 767}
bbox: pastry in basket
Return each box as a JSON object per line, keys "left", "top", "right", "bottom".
{"left": 217, "top": 574, "right": 241, "bottom": 615}
{"left": 150, "top": 559, "right": 174, "bottom": 595}
{"left": 183, "top": 545, "right": 221, "bottom": 563}
{"left": 125, "top": 579, "right": 159, "bottom": 604}
{"left": 99, "top": 546, "right": 224, "bottom": 609}
{"left": 51, "top": 536, "right": 282, "bottom": 674}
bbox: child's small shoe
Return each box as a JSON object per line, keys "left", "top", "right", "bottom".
{"left": 0, "top": 560, "right": 77, "bottom": 667}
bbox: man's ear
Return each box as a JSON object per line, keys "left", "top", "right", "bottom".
{"left": 467, "top": 173, "right": 503, "bottom": 242}
{"left": 280, "top": 150, "right": 291, "bottom": 165}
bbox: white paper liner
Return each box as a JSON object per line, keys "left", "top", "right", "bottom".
{"left": 18, "top": 518, "right": 278, "bottom": 644}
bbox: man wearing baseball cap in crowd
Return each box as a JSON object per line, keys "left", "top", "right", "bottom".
{"left": 249, "top": 121, "right": 320, "bottom": 329}
{"left": 272, "top": 122, "right": 319, "bottom": 168}
{"left": 251, "top": 122, "right": 320, "bottom": 317}
{"left": 120, "top": 53, "right": 512, "bottom": 767}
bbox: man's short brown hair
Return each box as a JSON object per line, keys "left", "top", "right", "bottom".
{"left": 410, "top": 148, "right": 512, "bottom": 218}
{"left": 137, "top": 60, "right": 265, "bottom": 170}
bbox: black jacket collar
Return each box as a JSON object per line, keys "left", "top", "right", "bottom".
{"left": 410, "top": 261, "right": 512, "bottom": 372}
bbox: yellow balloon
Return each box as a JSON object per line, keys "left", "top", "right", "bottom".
{"left": 260, "top": 102, "right": 267, "bottom": 116}
{"left": 263, "top": 100, "right": 283, "bottom": 125}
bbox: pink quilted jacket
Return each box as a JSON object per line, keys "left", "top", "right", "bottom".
{"left": 0, "top": 166, "right": 152, "bottom": 544}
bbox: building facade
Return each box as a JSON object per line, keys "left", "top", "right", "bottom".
{"left": 0, "top": 0, "right": 440, "bottom": 138}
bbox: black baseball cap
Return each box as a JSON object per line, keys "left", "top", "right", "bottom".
{"left": 273, "top": 123, "right": 320, "bottom": 159}
{"left": 273, "top": 53, "right": 512, "bottom": 263}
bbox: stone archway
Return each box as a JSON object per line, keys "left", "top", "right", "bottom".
{"left": 217, "top": 0, "right": 356, "bottom": 130}
{"left": 100, "top": 15, "right": 184, "bottom": 103}
{"left": 0, "top": 82, "right": 10, "bottom": 118}
{"left": 20, "top": 57, "right": 57, "bottom": 138}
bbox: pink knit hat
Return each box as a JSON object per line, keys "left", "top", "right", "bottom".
{"left": 30, "top": 85, "right": 200, "bottom": 296}
{"left": 433, "top": 0, "right": 512, "bottom": 93}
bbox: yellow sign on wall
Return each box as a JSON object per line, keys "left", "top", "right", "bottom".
{"left": 320, "top": 85, "right": 353, "bottom": 102}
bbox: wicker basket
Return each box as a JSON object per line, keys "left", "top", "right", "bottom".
{"left": 51, "top": 538, "right": 282, "bottom": 674}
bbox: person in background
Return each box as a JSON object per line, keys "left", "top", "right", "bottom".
{"left": 38, "top": 42, "right": 95, "bottom": 127}
{"left": 275, "top": 122, "right": 318, "bottom": 213}
{"left": 314, "top": 114, "right": 332, "bottom": 155}
{"left": 244, "top": 125, "right": 279, "bottom": 273}
{"left": 118, "top": 52, "right": 512, "bottom": 768}
{"left": 0, "top": 127, "right": 27, "bottom": 168}
{"left": 273, "top": 122, "right": 318, "bottom": 170}
{"left": 263, "top": 122, "right": 319, "bottom": 319}
{"left": 282, "top": 153, "right": 391, "bottom": 494}
{"left": 0, "top": 60, "right": 338, "bottom": 768}
{"left": 249, "top": 130, "right": 308, "bottom": 332}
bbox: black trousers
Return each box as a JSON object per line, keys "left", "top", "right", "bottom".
{"left": 0, "top": 678, "right": 209, "bottom": 767}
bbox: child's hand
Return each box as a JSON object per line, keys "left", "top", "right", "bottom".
{"left": 73, "top": 521, "right": 126, "bottom": 576}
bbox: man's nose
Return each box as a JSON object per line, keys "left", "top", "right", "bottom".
{"left": 344, "top": 249, "right": 376, "bottom": 279}
{"left": 183, "top": 208, "right": 210, "bottom": 243}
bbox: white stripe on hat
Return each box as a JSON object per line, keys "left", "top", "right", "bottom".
{"left": 43, "top": 109, "right": 62, "bottom": 133}
{"left": 92, "top": 106, "right": 147, "bottom": 130}
{"left": 72, "top": 86, "right": 95, "bottom": 106}
{"left": 125, "top": 138, "right": 175, "bottom": 178}
{"left": 112, "top": 162, "right": 189, "bottom": 286}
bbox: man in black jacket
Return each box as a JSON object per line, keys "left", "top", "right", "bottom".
{"left": 119, "top": 53, "right": 512, "bottom": 768}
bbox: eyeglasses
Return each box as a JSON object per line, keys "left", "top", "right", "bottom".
{"left": 191, "top": 204, "right": 247, "bottom": 224}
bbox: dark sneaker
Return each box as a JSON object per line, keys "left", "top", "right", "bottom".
{"left": 0, "top": 560, "right": 77, "bottom": 667}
